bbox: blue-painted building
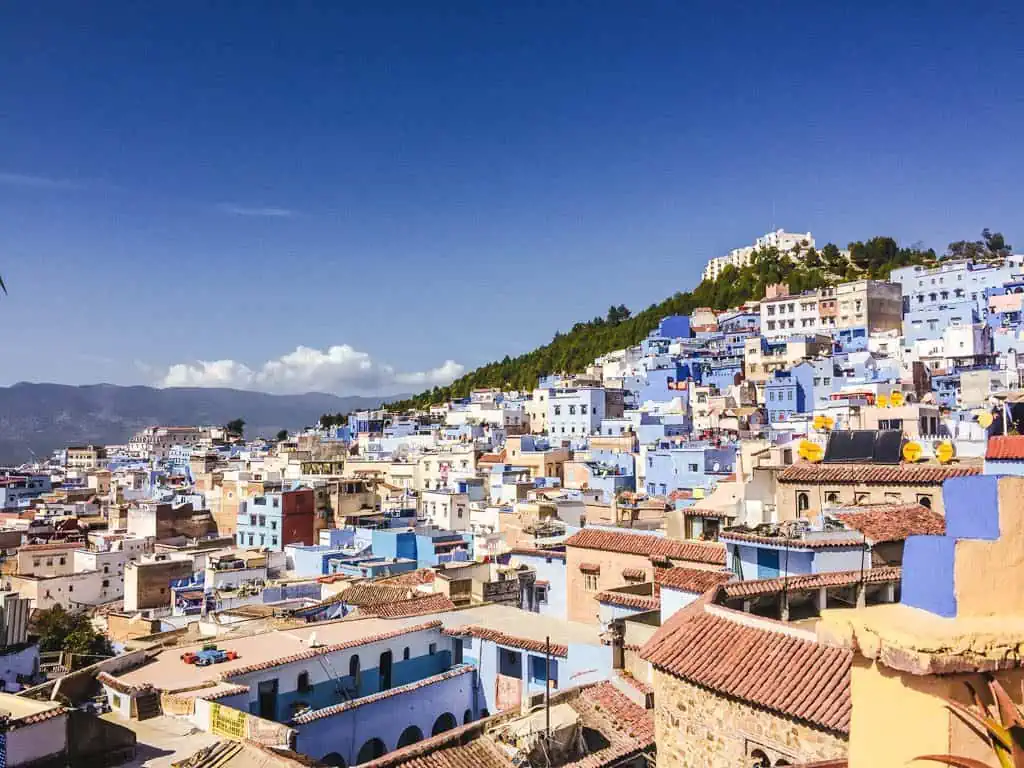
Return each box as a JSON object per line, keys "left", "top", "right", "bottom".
{"left": 643, "top": 441, "right": 736, "bottom": 497}
{"left": 904, "top": 299, "right": 979, "bottom": 346}
{"left": 720, "top": 529, "right": 869, "bottom": 581}
{"left": 892, "top": 257, "right": 1024, "bottom": 326}
{"left": 504, "top": 549, "right": 567, "bottom": 619}
{"left": 0, "top": 475, "right": 52, "bottom": 509}
{"left": 656, "top": 315, "right": 692, "bottom": 340}
{"left": 764, "top": 371, "right": 800, "bottom": 422}
{"left": 326, "top": 556, "right": 418, "bottom": 578}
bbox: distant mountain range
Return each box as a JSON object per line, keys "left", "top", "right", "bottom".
{"left": 0, "top": 383, "right": 403, "bottom": 464}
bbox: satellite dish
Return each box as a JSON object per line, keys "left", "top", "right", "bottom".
{"left": 977, "top": 411, "right": 994, "bottom": 429}
{"left": 890, "top": 391, "right": 905, "bottom": 407}
{"left": 902, "top": 442, "right": 922, "bottom": 462}
{"left": 935, "top": 441, "right": 956, "bottom": 464}
{"left": 876, "top": 393, "right": 889, "bottom": 408}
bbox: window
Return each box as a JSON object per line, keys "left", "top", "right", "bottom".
{"left": 297, "top": 671, "right": 311, "bottom": 692}
{"left": 102, "top": 579, "right": 109, "bottom": 587}
{"left": 688, "top": 463, "right": 699, "bottom": 472}
{"left": 584, "top": 573, "right": 599, "bottom": 591}
{"left": 855, "top": 492, "right": 871, "bottom": 504}
{"left": 825, "top": 491, "right": 839, "bottom": 504}
{"left": 68, "top": 584, "right": 73, "bottom": 593}
{"left": 568, "top": 406, "right": 576, "bottom": 416}
{"left": 403, "top": 647, "right": 411, "bottom": 661}
{"left": 429, "top": 643, "right": 437, "bottom": 655}
{"left": 270, "top": 521, "right": 277, "bottom": 531}
{"left": 917, "top": 494, "right": 933, "bottom": 509}
{"left": 553, "top": 406, "right": 561, "bottom": 416}
{"left": 271, "top": 536, "right": 278, "bottom": 546}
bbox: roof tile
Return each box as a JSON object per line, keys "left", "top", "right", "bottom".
{"left": 719, "top": 566, "right": 901, "bottom": 600}
{"left": 442, "top": 625, "right": 568, "bottom": 658}
{"left": 565, "top": 529, "right": 725, "bottom": 566}
{"left": 656, "top": 566, "right": 733, "bottom": 594}
{"left": 987, "top": 435, "right": 1024, "bottom": 460}
{"left": 595, "top": 591, "right": 660, "bottom": 611}
{"left": 832, "top": 504, "right": 945, "bottom": 543}
{"left": 641, "top": 604, "right": 852, "bottom": 734}
{"left": 778, "top": 461, "right": 979, "bottom": 485}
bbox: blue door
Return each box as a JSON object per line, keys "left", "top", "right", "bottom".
{"left": 756, "top": 548, "right": 780, "bottom": 579}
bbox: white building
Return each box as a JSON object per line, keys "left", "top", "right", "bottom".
{"left": 760, "top": 291, "right": 824, "bottom": 339}
{"left": 547, "top": 387, "right": 605, "bottom": 438}
{"left": 702, "top": 229, "right": 816, "bottom": 282}
{"left": 128, "top": 426, "right": 211, "bottom": 460}
{"left": 420, "top": 490, "right": 471, "bottom": 531}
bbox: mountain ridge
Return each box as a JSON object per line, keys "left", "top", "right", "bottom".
{"left": 0, "top": 383, "right": 403, "bottom": 464}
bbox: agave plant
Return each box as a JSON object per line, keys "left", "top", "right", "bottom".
{"left": 917, "top": 676, "right": 1024, "bottom": 768}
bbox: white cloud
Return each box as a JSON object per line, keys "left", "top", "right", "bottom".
{"left": 0, "top": 172, "right": 83, "bottom": 190}
{"left": 159, "top": 344, "right": 464, "bottom": 395}
{"left": 218, "top": 203, "right": 294, "bottom": 218}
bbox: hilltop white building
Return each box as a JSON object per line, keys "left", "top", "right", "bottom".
{"left": 703, "top": 229, "right": 816, "bottom": 282}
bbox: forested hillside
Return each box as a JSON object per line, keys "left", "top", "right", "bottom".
{"left": 386, "top": 231, "right": 1009, "bottom": 411}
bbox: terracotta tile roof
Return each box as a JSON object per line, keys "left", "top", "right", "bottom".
{"left": 617, "top": 671, "right": 654, "bottom": 696}
{"left": 595, "top": 591, "right": 660, "bottom": 611}
{"left": 9, "top": 704, "right": 67, "bottom": 729}
{"left": 97, "top": 671, "right": 154, "bottom": 695}
{"left": 221, "top": 620, "right": 442, "bottom": 677}
{"left": 621, "top": 567, "right": 646, "bottom": 580}
{"left": 719, "top": 531, "right": 865, "bottom": 550}
{"left": 682, "top": 506, "right": 736, "bottom": 518}
{"left": 199, "top": 683, "right": 251, "bottom": 701}
{"left": 565, "top": 529, "right": 726, "bottom": 566}
{"left": 579, "top": 562, "right": 601, "bottom": 574}
{"left": 507, "top": 547, "right": 567, "bottom": 560}
{"left": 442, "top": 625, "right": 568, "bottom": 658}
{"left": 720, "top": 567, "right": 901, "bottom": 600}
{"left": 987, "top": 435, "right": 1024, "bottom": 460}
{"left": 291, "top": 665, "right": 474, "bottom": 724}
{"left": 656, "top": 566, "right": 733, "bottom": 594}
{"left": 378, "top": 568, "right": 437, "bottom": 586}
{"left": 360, "top": 727, "right": 510, "bottom": 768}
{"left": 642, "top": 604, "right": 852, "bottom": 734}
{"left": 570, "top": 682, "right": 656, "bottom": 768}
{"left": 327, "top": 582, "right": 416, "bottom": 607}
{"left": 832, "top": 504, "right": 945, "bottom": 543}
{"left": 778, "top": 461, "right": 980, "bottom": 485}
{"left": 362, "top": 594, "right": 457, "bottom": 618}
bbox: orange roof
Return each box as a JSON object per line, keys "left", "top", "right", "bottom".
{"left": 778, "top": 462, "right": 979, "bottom": 485}
{"left": 833, "top": 504, "right": 945, "bottom": 543}
{"left": 565, "top": 529, "right": 726, "bottom": 566}
{"left": 642, "top": 604, "right": 851, "bottom": 734}
{"left": 987, "top": 435, "right": 1024, "bottom": 460}
{"left": 655, "top": 566, "right": 732, "bottom": 594}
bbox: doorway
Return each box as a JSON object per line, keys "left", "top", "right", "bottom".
{"left": 379, "top": 650, "right": 393, "bottom": 691}
{"left": 257, "top": 679, "right": 279, "bottom": 720}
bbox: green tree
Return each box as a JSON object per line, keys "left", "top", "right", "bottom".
{"left": 225, "top": 418, "right": 245, "bottom": 437}
{"left": 34, "top": 606, "right": 113, "bottom": 670}
{"left": 947, "top": 228, "right": 1013, "bottom": 261}
{"left": 275, "top": 429, "right": 289, "bottom": 441}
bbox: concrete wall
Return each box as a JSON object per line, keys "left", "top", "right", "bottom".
{"left": 660, "top": 587, "right": 699, "bottom": 623}
{"left": 6, "top": 713, "right": 68, "bottom": 766}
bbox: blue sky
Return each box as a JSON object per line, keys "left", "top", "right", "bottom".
{"left": 1, "top": 2, "right": 1021, "bottom": 395}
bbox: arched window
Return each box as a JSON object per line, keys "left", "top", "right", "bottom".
{"left": 432, "top": 712, "right": 457, "bottom": 736}
{"left": 480, "top": 708, "right": 490, "bottom": 718}
{"left": 397, "top": 725, "right": 423, "bottom": 748}
{"left": 825, "top": 491, "right": 839, "bottom": 504}
{"left": 403, "top": 646, "right": 410, "bottom": 661}
{"left": 321, "top": 753, "right": 346, "bottom": 768}
{"left": 463, "top": 709, "right": 473, "bottom": 724}
{"left": 796, "top": 492, "right": 810, "bottom": 514}
{"left": 356, "top": 738, "right": 386, "bottom": 764}
{"left": 349, "top": 655, "right": 361, "bottom": 690}
{"left": 749, "top": 749, "right": 771, "bottom": 768}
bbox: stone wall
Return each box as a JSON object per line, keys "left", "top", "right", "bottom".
{"left": 652, "top": 668, "right": 847, "bottom": 767}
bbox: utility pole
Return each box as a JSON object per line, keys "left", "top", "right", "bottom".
{"left": 545, "top": 635, "right": 551, "bottom": 742}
